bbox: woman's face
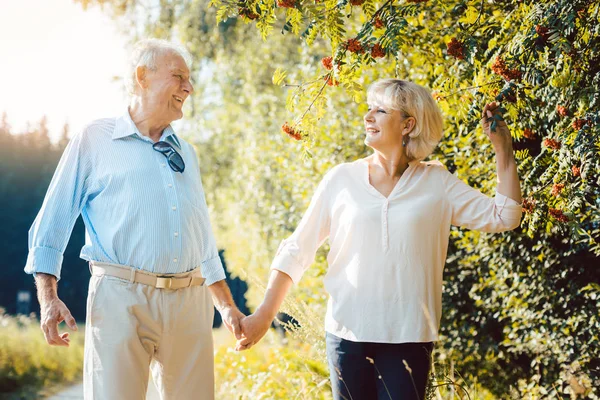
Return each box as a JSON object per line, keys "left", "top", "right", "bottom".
{"left": 363, "top": 101, "right": 409, "bottom": 151}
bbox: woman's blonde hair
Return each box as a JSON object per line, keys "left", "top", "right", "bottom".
{"left": 367, "top": 79, "right": 444, "bottom": 161}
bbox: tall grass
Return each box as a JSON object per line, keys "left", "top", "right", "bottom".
{"left": 213, "top": 320, "right": 496, "bottom": 399}
{"left": 0, "top": 309, "right": 496, "bottom": 399}
{"left": 214, "top": 327, "right": 332, "bottom": 399}
{"left": 0, "top": 309, "right": 84, "bottom": 397}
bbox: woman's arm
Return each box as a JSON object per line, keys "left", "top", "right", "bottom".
{"left": 483, "top": 101, "right": 522, "bottom": 204}
{"left": 235, "top": 270, "right": 293, "bottom": 351}
{"left": 236, "top": 169, "right": 336, "bottom": 351}
{"left": 445, "top": 102, "right": 523, "bottom": 233}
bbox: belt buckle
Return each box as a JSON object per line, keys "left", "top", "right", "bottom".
{"left": 156, "top": 277, "right": 173, "bottom": 289}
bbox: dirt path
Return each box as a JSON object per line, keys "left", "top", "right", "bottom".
{"left": 46, "top": 380, "right": 160, "bottom": 400}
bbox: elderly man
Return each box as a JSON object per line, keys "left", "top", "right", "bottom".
{"left": 25, "top": 39, "right": 243, "bottom": 399}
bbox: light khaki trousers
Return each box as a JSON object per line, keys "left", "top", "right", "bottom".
{"left": 83, "top": 270, "right": 215, "bottom": 400}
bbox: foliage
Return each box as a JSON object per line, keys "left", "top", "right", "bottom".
{"left": 0, "top": 309, "right": 84, "bottom": 396}
{"left": 78, "top": 0, "right": 599, "bottom": 397}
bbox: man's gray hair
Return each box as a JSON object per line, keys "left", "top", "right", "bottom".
{"left": 125, "top": 39, "right": 192, "bottom": 95}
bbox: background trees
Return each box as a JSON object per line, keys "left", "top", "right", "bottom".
{"left": 75, "top": 0, "right": 600, "bottom": 396}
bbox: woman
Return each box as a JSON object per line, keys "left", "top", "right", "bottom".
{"left": 236, "top": 79, "right": 522, "bottom": 399}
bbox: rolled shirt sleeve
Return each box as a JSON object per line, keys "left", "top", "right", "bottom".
{"left": 270, "top": 173, "right": 332, "bottom": 284}
{"left": 201, "top": 255, "right": 226, "bottom": 286}
{"left": 191, "top": 146, "right": 226, "bottom": 286}
{"left": 196, "top": 196, "right": 226, "bottom": 285}
{"left": 25, "top": 131, "right": 92, "bottom": 280}
{"left": 444, "top": 169, "right": 522, "bottom": 232}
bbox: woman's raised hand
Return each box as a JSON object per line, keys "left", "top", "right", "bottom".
{"left": 481, "top": 101, "right": 513, "bottom": 152}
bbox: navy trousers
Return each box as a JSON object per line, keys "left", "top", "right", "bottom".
{"left": 326, "top": 333, "right": 434, "bottom": 400}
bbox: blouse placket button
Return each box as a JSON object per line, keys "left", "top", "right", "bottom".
{"left": 383, "top": 202, "right": 389, "bottom": 249}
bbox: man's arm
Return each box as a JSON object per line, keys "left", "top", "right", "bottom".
{"left": 25, "top": 131, "right": 91, "bottom": 346}
{"left": 208, "top": 279, "right": 245, "bottom": 340}
{"left": 25, "top": 130, "right": 92, "bottom": 279}
{"left": 35, "top": 273, "right": 78, "bottom": 346}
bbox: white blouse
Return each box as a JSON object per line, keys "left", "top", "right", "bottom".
{"left": 271, "top": 159, "right": 522, "bottom": 343}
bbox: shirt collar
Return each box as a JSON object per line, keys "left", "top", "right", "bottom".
{"left": 112, "top": 108, "right": 182, "bottom": 149}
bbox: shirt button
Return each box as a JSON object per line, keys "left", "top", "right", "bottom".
{"left": 173, "top": 258, "right": 178, "bottom": 263}
{"left": 168, "top": 184, "right": 173, "bottom": 188}
{"left": 174, "top": 232, "right": 179, "bottom": 237}
{"left": 161, "top": 163, "right": 166, "bottom": 167}
{"left": 172, "top": 206, "right": 177, "bottom": 211}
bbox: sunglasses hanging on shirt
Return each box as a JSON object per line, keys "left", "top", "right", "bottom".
{"left": 152, "top": 141, "right": 185, "bottom": 173}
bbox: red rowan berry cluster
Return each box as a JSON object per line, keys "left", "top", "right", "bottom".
{"left": 551, "top": 183, "right": 565, "bottom": 197}
{"left": 371, "top": 43, "right": 386, "bottom": 58}
{"left": 277, "top": 0, "right": 296, "bottom": 8}
{"left": 522, "top": 198, "right": 535, "bottom": 214}
{"left": 571, "top": 118, "right": 589, "bottom": 130}
{"left": 556, "top": 105, "right": 568, "bottom": 117}
{"left": 374, "top": 17, "right": 385, "bottom": 29}
{"left": 549, "top": 208, "right": 569, "bottom": 223}
{"left": 535, "top": 25, "right": 550, "bottom": 41}
{"left": 238, "top": 7, "right": 259, "bottom": 19}
{"left": 346, "top": 38, "right": 364, "bottom": 54}
{"left": 543, "top": 138, "right": 561, "bottom": 150}
{"left": 572, "top": 165, "right": 581, "bottom": 177}
{"left": 321, "top": 56, "right": 333, "bottom": 70}
{"left": 523, "top": 128, "right": 536, "bottom": 139}
{"left": 491, "top": 56, "right": 521, "bottom": 81}
{"left": 282, "top": 123, "right": 302, "bottom": 140}
{"left": 447, "top": 38, "right": 465, "bottom": 60}
{"left": 324, "top": 75, "right": 339, "bottom": 86}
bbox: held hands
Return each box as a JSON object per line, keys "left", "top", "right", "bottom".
{"left": 481, "top": 101, "right": 513, "bottom": 153}
{"left": 39, "top": 296, "right": 77, "bottom": 346}
{"left": 229, "top": 270, "right": 292, "bottom": 351}
{"left": 235, "top": 310, "right": 273, "bottom": 351}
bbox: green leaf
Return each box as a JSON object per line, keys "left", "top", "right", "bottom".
{"left": 272, "top": 68, "right": 287, "bottom": 86}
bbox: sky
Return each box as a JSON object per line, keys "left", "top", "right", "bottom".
{"left": 0, "top": 0, "right": 130, "bottom": 142}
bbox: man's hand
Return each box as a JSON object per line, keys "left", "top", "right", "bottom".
{"left": 40, "top": 296, "right": 78, "bottom": 346}
{"left": 208, "top": 280, "right": 246, "bottom": 340}
{"left": 235, "top": 311, "right": 272, "bottom": 351}
{"left": 35, "top": 273, "right": 77, "bottom": 347}
{"left": 218, "top": 305, "right": 245, "bottom": 340}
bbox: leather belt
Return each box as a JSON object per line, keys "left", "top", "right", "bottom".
{"left": 89, "top": 261, "right": 205, "bottom": 289}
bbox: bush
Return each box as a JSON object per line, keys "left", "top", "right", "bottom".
{"left": 0, "top": 309, "right": 84, "bottom": 396}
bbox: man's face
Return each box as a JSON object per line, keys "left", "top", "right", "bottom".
{"left": 143, "top": 51, "right": 193, "bottom": 123}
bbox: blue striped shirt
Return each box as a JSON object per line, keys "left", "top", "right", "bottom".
{"left": 25, "top": 109, "right": 226, "bottom": 285}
